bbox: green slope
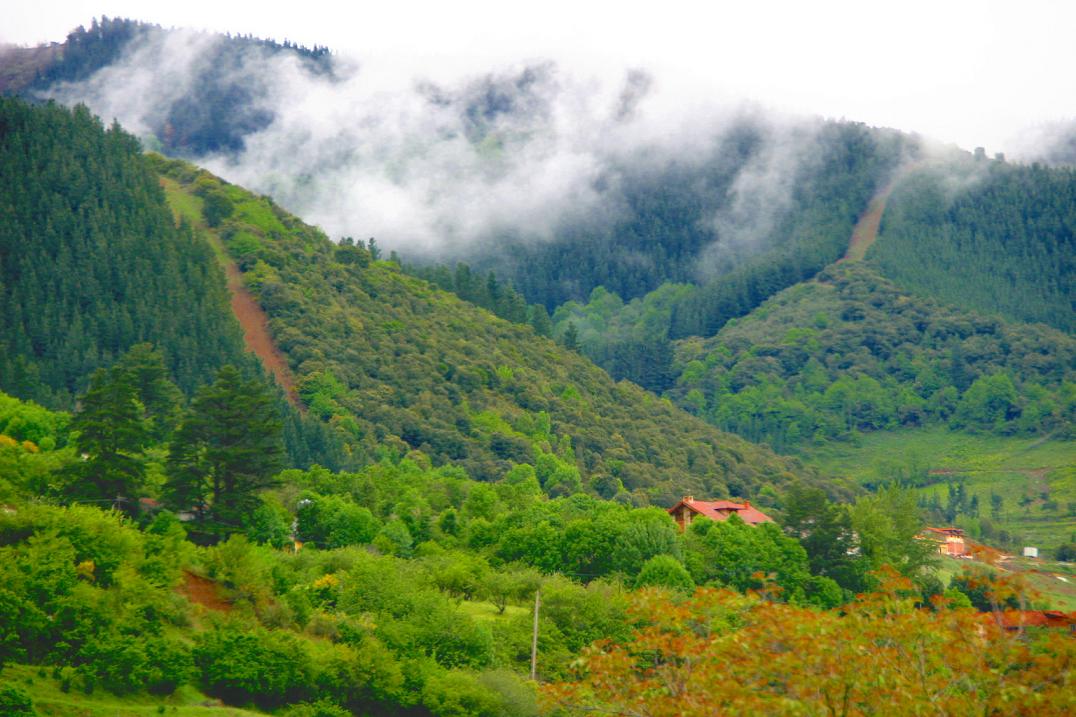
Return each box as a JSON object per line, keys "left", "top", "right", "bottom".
{"left": 802, "top": 427, "right": 1075, "bottom": 554}
{"left": 2, "top": 665, "right": 267, "bottom": 717}
{"left": 872, "top": 157, "right": 1075, "bottom": 332}
{"left": 149, "top": 155, "right": 834, "bottom": 505}
{"left": 668, "top": 263, "right": 1075, "bottom": 451}
{"left": 0, "top": 98, "right": 253, "bottom": 407}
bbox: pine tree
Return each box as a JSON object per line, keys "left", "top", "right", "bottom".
{"left": 561, "top": 322, "right": 580, "bottom": 352}
{"left": 115, "top": 343, "right": 183, "bottom": 441}
{"left": 68, "top": 365, "right": 149, "bottom": 506}
{"left": 165, "top": 366, "right": 284, "bottom": 535}
{"left": 529, "top": 304, "right": 554, "bottom": 337}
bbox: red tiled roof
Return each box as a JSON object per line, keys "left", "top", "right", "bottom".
{"left": 923, "top": 527, "right": 964, "bottom": 537}
{"left": 987, "top": 610, "right": 1076, "bottom": 630}
{"left": 668, "top": 497, "right": 774, "bottom": 525}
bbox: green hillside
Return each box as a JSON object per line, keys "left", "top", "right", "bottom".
{"left": 803, "top": 427, "right": 1075, "bottom": 554}
{"left": 872, "top": 157, "right": 1075, "bottom": 332}
{"left": 0, "top": 98, "right": 252, "bottom": 406}
{"left": 667, "top": 263, "right": 1075, "bottom": 451}
{"left": 150, "top": 154, "right": 826, "bottom": 505}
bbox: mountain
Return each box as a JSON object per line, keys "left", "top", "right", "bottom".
{"left": 871, "top": 156, "right": 1075, "bottom": 332}
{"left": 1, "top": 17, "right": 332, "bottom": 155}
{"left": 0, "top": 94, "right": 829, "bottom": 505}
{"left": 666, "top": 262, "right": 1075, "bottom": 451}
{"left": 150, "top": 153, "right": 830, "bottom": 504}
{"left": 0, "top": 97, "right": 252, "bottom": 406}
{"left": 5, "top": 19, "right": 913, "bottom": 316}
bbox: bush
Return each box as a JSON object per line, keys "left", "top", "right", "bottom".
{"left": 282, "top": 699, "right": 351, "bottom": 717}
{"left": 422, "top": 670, "right": 500, "bottom": 717}
{"left": 635, "top": 555, "right": 695, "bottom": 592}
{"left": 0, "top": 684, "right": 34, "bottom": 716}
{"left": 194, "top": 624, "right": 312, "bottom": 708}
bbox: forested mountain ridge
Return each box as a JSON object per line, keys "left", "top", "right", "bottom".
{"left": 475, "top": 119, "right": 912, "bottom": 312}
{"left": 871, "top": 156, "right": 1076, "bottom": 332}
{"left": 5, "top": 18, "right": 919, "bottom": 322}
{"left": 151, "top": 153, "right": 830, "bottom": 504}
{"left": 1, "top": 17, "right": 332, "bottom": 155}
{"left": 0, "top": 97, "right": 252, "bottom": 406}
{"left": 668, "top": 263, "right": 1075, "bottom": 451}
{"left": 6, "top": 19, "right": 1073, "bottom": 353}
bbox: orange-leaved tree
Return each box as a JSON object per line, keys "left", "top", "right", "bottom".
{"left": 543, "top": 568, "right": 1075, "bottom": 716}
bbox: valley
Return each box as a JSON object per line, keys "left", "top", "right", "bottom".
{"left": 0, "top": 15, "right": 1073, "bottom": 717}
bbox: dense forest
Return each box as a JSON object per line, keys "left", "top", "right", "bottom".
{"left": 872, "top": 157, "right": 1076, "bottom": 332}
{"left": 0, "top": 97, "right": 251, "bottom": 405}
{"left": 0, "top": 97, "right": 342, "bottom": 473}
{"left": 410, "top": 121, "right": 911, "bottom": 366}
{"left": 410, "top": 119, "right": 910, "bottom": 394}
{"left": 472, "top": 121, "right": 910, "bottom": 312}
{"left": 151, "top": 152, "right": 832, "bottom": 504}
{"left": 667, "top": 264, "right": 1075, "bottom": 451}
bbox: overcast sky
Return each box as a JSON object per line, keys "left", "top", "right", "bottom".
{"left": 5, "top": 0, "right": 1075, "bottom": 155}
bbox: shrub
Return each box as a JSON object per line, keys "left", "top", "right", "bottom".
{"left": 0, "top": 684, "right": 33, "bottom": 717}
{"left": 635, "top": 555, "right": 695, "bottom": 592}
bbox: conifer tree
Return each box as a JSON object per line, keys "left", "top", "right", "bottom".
{"left": 561, "top": 322, "right": 580, "bottom": 352}
{"left": 69, "top": 365, "right": 149, "bottom": 506}
{"left": 165, "top": 366, "right": 284, "bottom": 534}
{"left": 115, "top": 343, "right": 184, "bottom": 441}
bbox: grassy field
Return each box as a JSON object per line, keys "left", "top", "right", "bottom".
{"left": 927, "top": 555, "right": 1076, "bottom": 611}
{"left": 1016, "top": 559, "right": 1076, "bottom": 611}
{"left": 801, "top": 428, "right": 1076, "bottom": 553}
{"left": 458, "top": 599, "right": 530, "bottom": 623}
{"left": 2, "top": 664, "right": 266, "bottom": 716}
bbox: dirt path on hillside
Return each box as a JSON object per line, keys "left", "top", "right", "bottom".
{"left": 840, "top": 164, "right": 919, "bottom": 263}
{"left": 159, "top": 176, "right": 301, "bottom": 408}
{"left": 223, "top": 260, "right": 301, "bottom": 407}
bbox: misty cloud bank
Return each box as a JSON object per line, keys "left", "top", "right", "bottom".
{"left": 1008, "top": 120, "right": 1076, "bottom": 167}
{"left": 43, "top": 27, "right": 836, "bottom": 261}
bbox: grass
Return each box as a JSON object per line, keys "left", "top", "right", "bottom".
{"left": 1019, "top": 566, "right": 1076, "bottom": 611}
{"left": 159, "top": 177, "right": 236, "bottom": 273}
{"left": 930, "top": 556, "right": 1076, "bottom": 611}
{"left": 801, "top": 427, "right": 1076, "bottom": 552}
{"left": 159, "top": 176, "right": 205, "bottom": 228}
{"left": 2, "top": 664, "right": 266, "bottom": 716}
{"left": 458, "top": 599, "right": 530, "bottom": 623}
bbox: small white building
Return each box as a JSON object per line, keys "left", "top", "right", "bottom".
{"left": 1023, "top": 546, "right": 1038, "bottom": 558}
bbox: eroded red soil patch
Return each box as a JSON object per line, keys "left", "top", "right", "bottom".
{"left": 180, "top": 570, "right": 232, "bottom": 613}
{"left": 223, "top": 262, "right": 301, "bottom": 407}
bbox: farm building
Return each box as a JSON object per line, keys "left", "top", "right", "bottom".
{"left": 668, "top": 496, "right": 774, "bottom": 531}
{"left": 920, "top": 527, "right": 968, "bottom": 557}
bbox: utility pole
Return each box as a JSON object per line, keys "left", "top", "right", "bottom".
{"left": 530, "top": 584, "right": 541, "bottom": 681}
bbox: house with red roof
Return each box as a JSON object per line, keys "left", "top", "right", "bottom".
{"left": 919, "top": 527, "right": 968, "bottom": 557}
{"left": 668, "top": 496, "right": 774, "bottom": 531}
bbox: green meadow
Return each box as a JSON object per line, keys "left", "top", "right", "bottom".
{"left": 802, "top": 428, "right": 1076, "bottom": 553}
